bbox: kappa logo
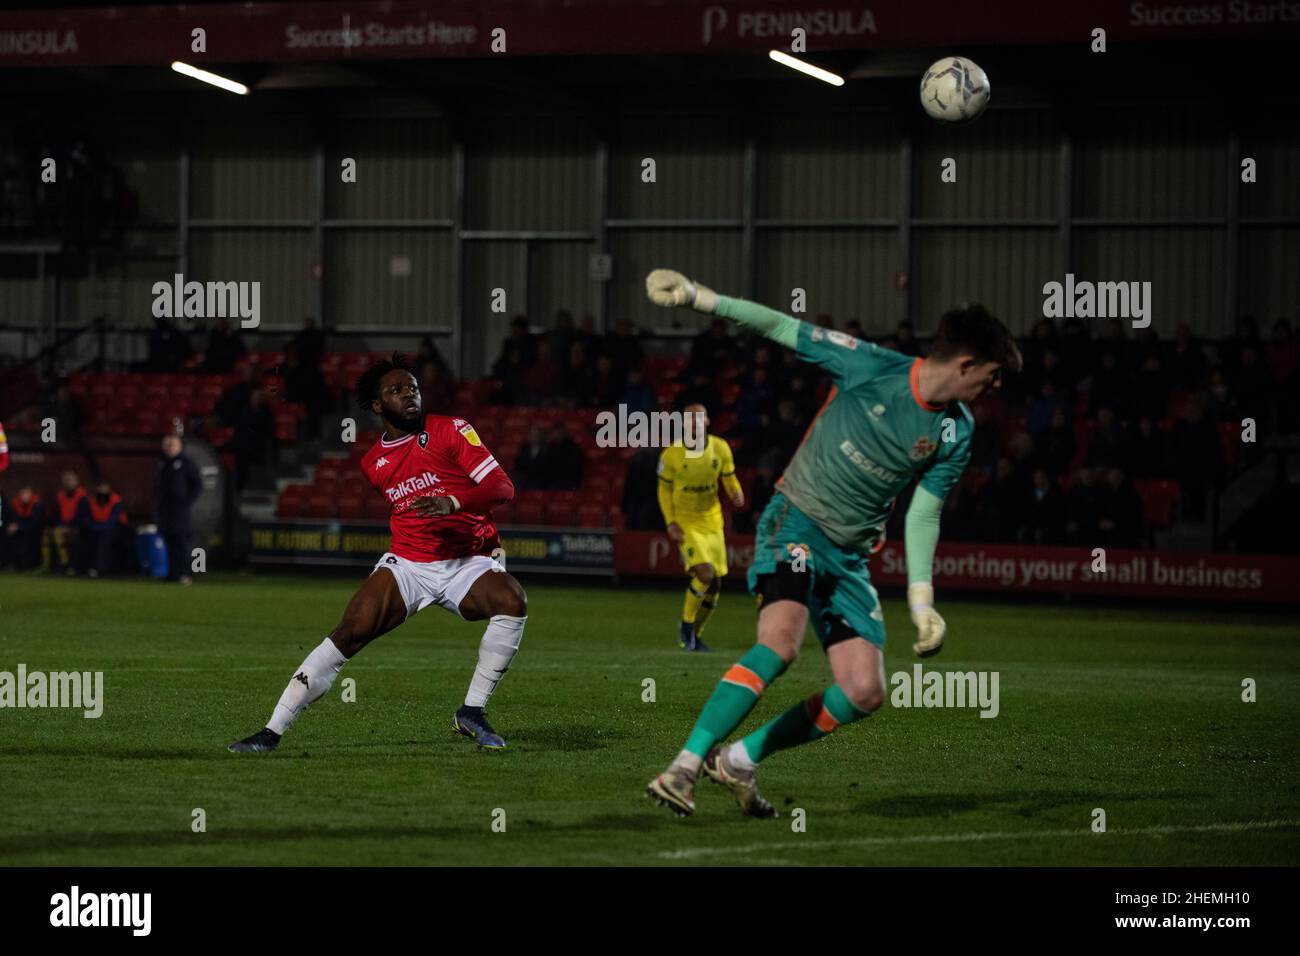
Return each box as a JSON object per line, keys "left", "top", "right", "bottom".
{"left": 871, "top": 403, "right": 886, "bottom": 417}
{"left": 375, "top": 456, "right": 390, "bottom": 469}
{"left": 293, "top": 672, "right": 309, "bottom": 688}
{"left": 910, "top": 436, "right": 938, "bottom": 461}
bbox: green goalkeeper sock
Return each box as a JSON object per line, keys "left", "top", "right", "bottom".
{"left": 739, "top": 683, "right": 869, "bottom": 764}
{"left": 683, "top": 644, "right": 787, "bottom": 758}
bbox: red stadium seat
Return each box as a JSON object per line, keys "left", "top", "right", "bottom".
{"left": 1133, "top": 479, "right": 1179, "bottom": 529}
{"left": 336, "top": 495, "right": 364, "bottom": 520}
{"left": 513, "top": 499, "right": 544, "bottom": 525}
{"left": 577, "top": 503, "right": 608, "bottom": 528}
{"left": 546, "top": 502, "right": 578, "bottom": 526}
{"left": 364, "top": 496, "right": 392, "bottom": 522}
{"left": 306, "top": 495, "right": 335, "bottom": 518}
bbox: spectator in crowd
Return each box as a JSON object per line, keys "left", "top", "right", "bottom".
{"left": 201, "top": 316, "right": 246, "bottom": 374}
{"left": 493, "top": 315, "right": 537, "bottom": 376}
{"left": 513, "top": 426, "right": 550, "bottom": 491}
{"left": 1220, "top": 313, "right": 1260, "bottom": 370}
{"left": 894, "top": 321, "right": 921, "bottom": 357}
{"left": 604, "top": 319, "right": 644, "bottom": 380}
{"left": 619, "top": 366, "right": 656, "bottom": 418}
{"left": 1168, "top": 397, "right": 1222, "bottom": 520}
{"left": 1026, "top": 381, "right": 1066, "bottom": 436}
{"left": 590, "top": 354, "right": 625, "bottom": 409}
{"left": 978, "top": 457, "right": 1026, "bottom": 543}
{"left": 542, "top": 422, "right": 583, "bottom": 490}
{"left": 561, "top": 341, "right": 596, "bottom": 408}
{"left": 766, "top": 398, "right": 806, "bottom": 471}
{"left": 415, "top": 358, "right": 455, "bottom": 417}
{"left": 546, "top": 310, "right": 576, "bottom": 364}
{"left": 939, "top": 471, "right": 981, "bottom": 542}
{"left": 1088, "top": 349, "right": 1129, "bottom": 416}
{"left": 85, "top": 479, "right": 127, "bottom": 577}
{"left": 1230, "top": 345, "right": 1274, "bottom": 430}
{"left": 2, "top": 485, "right": 44, "bottom": 569}
{"left": 687, "top": 318, "right": 731, "bottom": 375}
{"left": 154, "top": 434, "right": 203, "bottom": 585}
{"left": 1035, "top": 406, "right": 1074, "bottom": 477}
{"left": 733, "top": 460, "right": 778, "bottom": 535}
{"left": 285, "top": 345, "right": 332, "bottom": 439}
{"left": 1064, "top": 466, "right": 1102, "bottom": 545}
{"left": 1264, "top": 318, "right": 1297, "bottom": 387}
{"left": 1168, "top": 322, "right": 1208, "bottom": 391}
{"left": 491, "top": 343, "right": 531, "bottom": 405}
{"left": 146, "top": 315, "right": 191, "bottom": 373}
{"left": 621, "top": 446, "right": 663, "bottom": 531}
{"left": 1097, "top": 467, "right": 1144, "bottom": 548}
{"left": 1200, "top": 368, "right": 1236, "bottom": 422}
{"left": 676, "top": 369, "right": 721, "bottom": 415}
{"left": 225, "top": 387, "right": 276, "bottom": 490}
{"left": 513, "top": 423, "right": 584, "bottom": 491}
{"left": 1132, "top": 351, "right": 1169, "bottom": 422}
{"left": 216, "top": 363, "right": 261, "bottom": 427}
{"left": 290, "top": 316, "right": 326, "bottom": 369}
{"left": 1086, "top": 406, "right": 1126, "bottom": 470}
{"left": 844, "top": 319, "right": 865, "bottom": 339}
{"left": 49, "top": 470, "right": 89, "bottom": 574}
{"left": 1024, "top": 467, "right": 1066, "bottom": 545}
{"left": 39, "top": 382, "right": 84, "bottom": 449}
{"left": 1127, "top": 416, "right": 1169, "bottom": 479}
{"left": 524, "top": 340, "right": 564, "bottom": 406}
{"left": 414, "top": 335, "right": 451, "bottom": 380}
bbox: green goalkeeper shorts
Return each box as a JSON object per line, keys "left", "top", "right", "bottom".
{"left": 746, "top": 491, "right": 886, "bottom": 650}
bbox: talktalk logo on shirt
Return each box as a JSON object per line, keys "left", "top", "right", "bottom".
{"left": 386, "top": 471, "right": 441, "bottom": 502}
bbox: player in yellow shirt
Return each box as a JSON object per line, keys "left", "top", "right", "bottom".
{"left": 658, "top": 403, "right": 744, "bottom": 652}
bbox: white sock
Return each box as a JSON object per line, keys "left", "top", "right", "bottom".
{"left": 464, "top": 614, "right": 526, "bottom": 709}
{"left": 267, "top": 637, "right": 349, "bottom": 735}
{"left": 727, "top": 739, "right": 757, "bottom": 772}
{"left": 673, "top": 749, "right": 703, "bottom": 776}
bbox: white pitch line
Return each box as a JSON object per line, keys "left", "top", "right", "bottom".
{"left": 658, "top": 818, "right": 1300, "bottom": 861}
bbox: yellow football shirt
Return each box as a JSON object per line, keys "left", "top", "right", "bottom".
{"left": 656, "top": 434, "right": 740, "bottom": 531}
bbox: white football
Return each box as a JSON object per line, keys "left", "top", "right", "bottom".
{"left": 919, "top": 56, "right": 990, "bottom": 123}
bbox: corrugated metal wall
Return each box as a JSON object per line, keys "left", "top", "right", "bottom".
{"left": 326, "top": 231, "right": 455, "bottom": 331}
{"left": 611, "top": 114, "right": 744, "bottom": 220}
{"left": 462, "top": 241, "right": 527, "bottom": 374}
{"left": 1075, "top": 107, "right": 1227, "bottom": 219}
{"left": 755, "top": 230, "right": 899, "bottom": 334}
{"left": 1075, "top": 228, "right": 1225, "bottom": 333}
{"left": 4, "top": 101, "right": 1292, "bottom": 362}
{"left": 914, "top": 229, "right": 1059, "bottom": 336}
{"left": 757, "top": 113, "right": 898, "bottom": 219}
{"left": 1240, "top": 227, "right": 1300, "bottom": 321}
{"left": 609, "top": 229, "right": 743, "bottom": 332}
{"left": 188, "top": 120, "right": 315, "bottom": 220}
{"left": 465, "top": 116, "right": 595, "bottom": 231}
{"left": 916, "top": 110, "right": 1058, "bottom": 220}
{"left": 188, "top": 230, "right": 314, "bottom": 331}
{"left": 324, "top": 118, "right": 453, "bottom": 221}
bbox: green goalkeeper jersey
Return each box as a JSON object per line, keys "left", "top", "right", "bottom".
{"left": 718, "top": 300, "right": 974, "bottom": 552}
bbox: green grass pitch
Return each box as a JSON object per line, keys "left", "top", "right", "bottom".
{"left": 1, "top": 571, "right": 1297, "bottom": 866}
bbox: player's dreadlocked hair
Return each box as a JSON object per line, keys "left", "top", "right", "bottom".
{"left": 354, "top": 352, "right": 415, "bottom": 412}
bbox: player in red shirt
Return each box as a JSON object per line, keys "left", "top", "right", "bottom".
{"left": 230, "top": 355, "right": 527, "bottom": 753}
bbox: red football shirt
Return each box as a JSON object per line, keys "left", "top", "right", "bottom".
{"left": 360, "top": 414, "right": 503, "bottom": 562}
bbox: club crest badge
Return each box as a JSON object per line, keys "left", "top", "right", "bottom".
{"left": 418, "top": 431, "right": 429, "bottom": 448}
{"left": 910, "top": 436, "right": 937, "bottom": 460}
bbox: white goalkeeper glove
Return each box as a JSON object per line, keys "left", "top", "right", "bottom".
{"left": 645, "top": 268, "right": 718, "bottom": 314}
{"left": 907, "top": 582, "right": 946, "bottom": 658}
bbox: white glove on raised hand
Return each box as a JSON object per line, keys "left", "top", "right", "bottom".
{"left": 645, "top": 269, "right": 718, "bottom": 313}
{"left": 907, "top": 582, "right": 946, "bottom": 658}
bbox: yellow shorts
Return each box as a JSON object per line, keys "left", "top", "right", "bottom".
{"left": 678, "top": 524, "right": 728, "bottom": 577}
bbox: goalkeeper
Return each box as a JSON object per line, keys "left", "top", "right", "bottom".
{"left": 643, "top": 269, "right": 1021, "bottom": 818}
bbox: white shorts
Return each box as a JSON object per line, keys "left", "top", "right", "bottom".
{"left": 372, "top": 551, "right": 501, "bottom": 619}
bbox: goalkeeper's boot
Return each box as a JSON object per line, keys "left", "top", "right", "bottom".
{"left": 704, "top": 745, "right": 778, "bottom": 819}
{"left": 452, "top": 705, "right": 506, "bottom": 749}
{"left": 228, "top": 727, "right": 281, "bottom": 753}
{"left": 646, "top": 762, "right": 697, "bottom": 817}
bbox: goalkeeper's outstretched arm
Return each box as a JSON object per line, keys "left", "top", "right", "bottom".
{"left": 645, "top": 269, "right": 801, "bottom": 349}
{"left": 904, "top": 486, "right": 947, "bottom": 658}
